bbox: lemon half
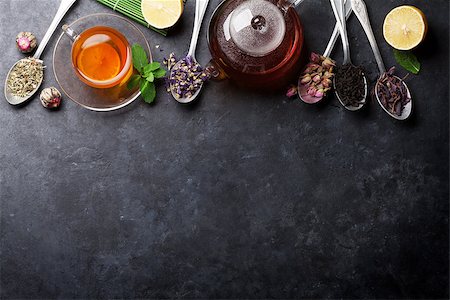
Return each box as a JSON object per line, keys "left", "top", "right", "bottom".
{"left": 141, "top": 0, "right": 183, "bottom": 29}
{"left": 383, "top": 5, "right": 427, "bottom": 50}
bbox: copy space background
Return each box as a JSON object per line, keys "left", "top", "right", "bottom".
{"left": 0, "top": 0, "right": 448, "bottom": 298}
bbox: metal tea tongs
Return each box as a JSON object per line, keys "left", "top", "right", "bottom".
{"left": 4, "top": 0, "right": 77, "bottom": 105}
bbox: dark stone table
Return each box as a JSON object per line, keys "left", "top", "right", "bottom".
{"left": 0, "top": 0, "right": 448, "bottom": 298}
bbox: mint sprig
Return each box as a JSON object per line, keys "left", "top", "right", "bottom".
{"left": 128, "top": 44, "right": 166, "bottom": 104}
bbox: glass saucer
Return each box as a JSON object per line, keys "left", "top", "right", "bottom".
{"left": 53, "top": 13, "right": 151, "bottom": 111}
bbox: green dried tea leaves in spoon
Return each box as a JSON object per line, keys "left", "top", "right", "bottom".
{"left": 7, "top": 58, "right": 44, "bottom": 98}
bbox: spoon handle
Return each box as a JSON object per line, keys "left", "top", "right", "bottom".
{"left": 350, "top": 0, "right": 386, "bottom": 74}
{"left": 187, "top": 0, "right": 210, "bottom": 58}
{"left": 323, "top": 0, "right": 352, "bottom": 58}
{"left": 330, "top": 0, "right": 350, "bottom": 64}
{"left": 33, "top": 0, "right": 77, "bottom": 59}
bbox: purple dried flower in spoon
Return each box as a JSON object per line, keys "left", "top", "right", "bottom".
{"left": 165, "top": 53, "right": 210, "bottom": 100}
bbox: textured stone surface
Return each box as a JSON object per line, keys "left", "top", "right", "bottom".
{"left": 0, "top": 0, "right": 448, "bottom": 298}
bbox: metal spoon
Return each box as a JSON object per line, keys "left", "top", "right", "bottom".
{"left": 350, "top": 0, "right": 412, "bottom": 120}
{"left": 331, "top": 0, "right": 367, "bottom": 111}
{"left": 4, "top": 0, "right": 77, "bottom": 105}
{"left": 298, "top": 0, "right": 353, "bottom": 104}
{"left": 170, "top": 0, "right": 209, "bottom": 104}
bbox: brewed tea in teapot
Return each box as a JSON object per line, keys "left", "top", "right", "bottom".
{"left": 207, "top": 0, "right": 304, "bottom": 90}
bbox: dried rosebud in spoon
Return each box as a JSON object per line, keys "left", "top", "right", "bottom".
{"left": 16, "top": 32, "right": 37, "bottom": 54}
{"left": 295, "top": 52, "right": 336, "bottom": 103}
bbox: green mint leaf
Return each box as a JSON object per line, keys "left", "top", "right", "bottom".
{"left": 144, "top": 62, "right": 161, "bottom": 72}
{"left": 145, "top": 72, "right": 154, "bottom": 82}
{"left": 132, "top": 44, "right": 149, "bottom": 73}
{"left": 143, "top": 68, "right": 153, "bottom": 78}
{"left": 140, "top": 79, "right": 156, "bottom": 103}
{"left": 393, "top": 49, "right": 420, "bottom": 74}
{"left": 127, "top": 74, "right": 141, "bottom": 90}
{"left": 152, "top": 68, "right": 166, "bottom": 79}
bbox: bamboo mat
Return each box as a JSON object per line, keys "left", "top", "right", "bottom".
{"left": 97, "top": 0, "right": 168, "bottom": 36}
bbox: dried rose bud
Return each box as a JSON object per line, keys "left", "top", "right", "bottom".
{"left": 300, "top": 75, "right": 311, "bottom": 85}
{"left": 16, "top": 32, "right": 37, "bottom": 54}
{"left": 315, "top": 89, "right": 324, "bottom": 98}
{"left": 286, "top": 85, "right": 298, "bottom": 97}
{"left": 312, "top": 75, "right": 321, "bottom": 82}
{"left": 323, "top": 71, "right": 333, "bottom": 79}
{"left": 310, "top": 52, "right": 321, "bottom": 64}
{"left": 40, "top": 87, "right": 61, "bottom": 109}
{"left": 322, "top": 78, "right": 331, "bottom": 88}
{"left": 307, "top": 86, "right": 317, "bottom": 96}
{"left": 322, "top": 58, "right": 335, "bottom": 68}
{"left": 295, "top": 52, "right": 336, "bottom": 100}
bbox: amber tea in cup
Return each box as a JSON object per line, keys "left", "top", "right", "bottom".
{"left": 64, "top": 25, "right": 133, "bottom": 89}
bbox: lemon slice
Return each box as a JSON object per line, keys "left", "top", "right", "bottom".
{"left": 141, "top": 0, "right": 183, "bottom": 29}
{"left": 78, "top": 43, "right": 121, "bottom": 81}
{"left": 383, "top": 5, "right": 427, "bottom": 50}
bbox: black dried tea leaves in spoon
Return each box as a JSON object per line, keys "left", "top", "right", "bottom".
{"left": 335, "top": 64, "right": 366, "bottom": 107}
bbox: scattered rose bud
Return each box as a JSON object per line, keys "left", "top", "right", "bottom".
{"left": 16, "top": 32, "right": 37, "bottom": 54}
{"left": 40, "top": 87, "right": 61, "bottom": 109}
{"left": 286, "top": 85, "right": 298, "bottom": 98}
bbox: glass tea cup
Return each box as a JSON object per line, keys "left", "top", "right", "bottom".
{"left": 62, "top": 25, "right": 133, "bottom": 89}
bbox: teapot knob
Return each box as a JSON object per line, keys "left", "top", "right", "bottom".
{"left": 251, "top": 15, "right": 266, "bottom": 30}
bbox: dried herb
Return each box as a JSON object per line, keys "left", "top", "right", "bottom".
{"left": 127, "top": 43, "right": 166, "bottom": 104}
{"left": 16, "top": 32, "right": 37, "bottom": 54}
{"left": 164, "top": 53, "right": 209, "bottom": 100}
{"left": 334, "top": 64, "right": 366, "bottom": 107}
{"left": 376, "top": 67, "right": 411, "bottom": 116}
{"left": 7, "top": 58, "right": 44, "bottom": 97}
{"left": 393, "top": 49, "right": 420, "bottom": 75}
{"left": 297, "top": 52, "right": 335, "bottom": 99}
{"left": 40, "top": 87, "right": 62, "bottom": 109}
{"left": 286, "top": 85, "right": 297, "bottom": 98}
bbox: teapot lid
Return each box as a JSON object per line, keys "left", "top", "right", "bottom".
{"left": 228, "top": 0, "right": 286, "bottom": 57}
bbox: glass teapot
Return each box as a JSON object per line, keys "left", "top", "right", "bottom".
{"left": 207, "top": 0, "right": 305, "bottom": 90}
